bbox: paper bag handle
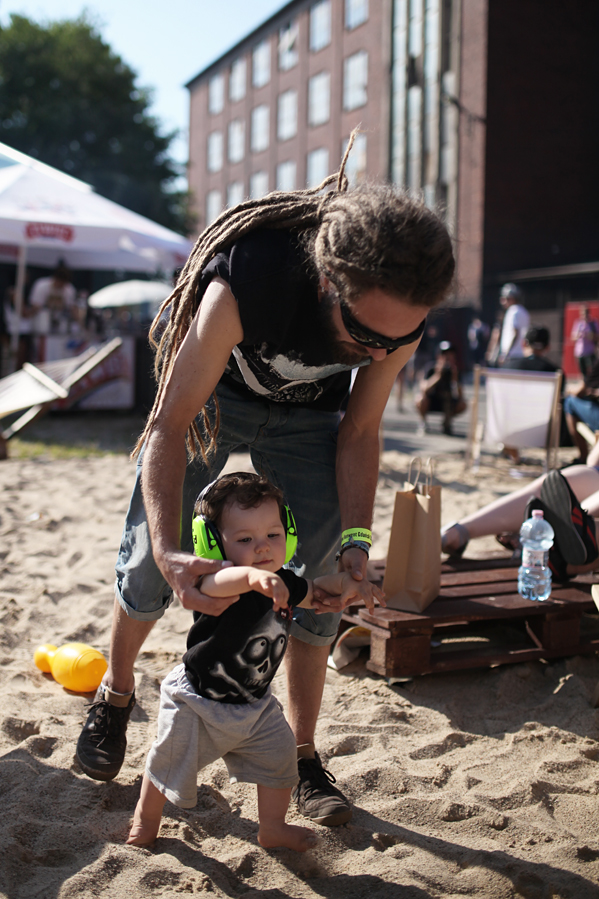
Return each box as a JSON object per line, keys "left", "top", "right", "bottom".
{"left": 407, "top": 456, "right": 422, "bottom": 487}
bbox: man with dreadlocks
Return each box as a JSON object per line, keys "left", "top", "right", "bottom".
{"left": 76, "top": 144, "right": 455, "bottom": 827}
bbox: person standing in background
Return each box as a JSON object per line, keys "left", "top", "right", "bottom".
{"left": 571, "top": 305, "right": 598, "bottom": 378}
{"left": 29, "top": 260, "right": 76, "bottom": 336}
{"left": 497, "top": 283, "right": 530, "bottom": 365}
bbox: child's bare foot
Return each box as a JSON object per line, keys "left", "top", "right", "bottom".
{"left": 126, "top": 811, "right": 161, "bottom": 847}
{"left": 127, "top": 775, "right": 166, "bottom": 846}
{"left": 258, "top": 822, "right": 319, "bottom": 852}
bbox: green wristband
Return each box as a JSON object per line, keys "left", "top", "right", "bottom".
{"left": 341, "top": 527, "right": 372, "bottom": 547}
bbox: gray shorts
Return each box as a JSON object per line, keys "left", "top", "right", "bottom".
{"left": 145, "top": 664, "right": 298, "bottom": 808}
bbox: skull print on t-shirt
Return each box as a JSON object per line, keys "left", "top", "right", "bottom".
{"left": 183, "top": 568, "right": 308, "bottom": 704}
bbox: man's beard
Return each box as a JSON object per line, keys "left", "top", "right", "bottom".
{"left": 314, "top": 292, "right": 371, "bottom": 367}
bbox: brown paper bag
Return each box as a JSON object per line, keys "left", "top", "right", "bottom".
{"left": 382, "top": 458, "right": 441, "bottom": 613}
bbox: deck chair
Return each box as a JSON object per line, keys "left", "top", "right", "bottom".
{"left": 0, "top": 337, "right": 123, "bottom": 457}
{"left": 466, "top": 366, "right": 563, "bottom": 471}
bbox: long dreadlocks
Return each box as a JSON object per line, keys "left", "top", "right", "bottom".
{"left": 133, "top": 131, "right": 455, "bottom": 462}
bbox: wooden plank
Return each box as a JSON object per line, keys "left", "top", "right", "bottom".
{"left": 367, "top": 635, "right": 599, "bottom": 678}
{"left": 358, "top": 591, "right": 594, "bottom": 633}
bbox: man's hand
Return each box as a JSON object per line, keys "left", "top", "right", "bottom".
{"left": 159, "top": 550, "right": 239, "bottom": 615}
{"left": 339, "top": 545, "right": 368, "bottom": 581}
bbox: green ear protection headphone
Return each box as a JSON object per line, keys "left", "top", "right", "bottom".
{"left": 192, "top": 494, "right": 298, "bottom": 564}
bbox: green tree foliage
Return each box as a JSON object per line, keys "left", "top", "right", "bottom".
{"left": 0, "top": 14, "right": 193, "bottom": 234}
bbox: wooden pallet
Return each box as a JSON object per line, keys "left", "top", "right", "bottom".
{"left": 342, "top": 558, "right": 599, "bottom": 678}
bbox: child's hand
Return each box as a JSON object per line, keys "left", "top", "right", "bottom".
{"left": 248, "top": 569, "right": 290, "bottom": 612}
{"left": 311, "top": 573, "right": 386, "bottom": 613}
{"left": 336, "top": 573, "right": 385, "bottom": 612}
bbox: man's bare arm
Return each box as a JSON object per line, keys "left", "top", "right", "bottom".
{"left": 333, "top": 341, "right": 420, "bottom": 586}
{"left": 141, "top": 277, "right": 244, "bottom": 614}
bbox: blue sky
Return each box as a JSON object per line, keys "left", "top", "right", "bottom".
{"left": 0, "top": 0, "right": 288, "bottom": 166}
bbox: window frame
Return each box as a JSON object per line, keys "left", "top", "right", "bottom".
{"left": 308, "top": 71, "right": 331, "bottom": 127}
{"left": 306, "top": 147, "right": 330, "bottom": 187}
{"left": 206, "top": 189, "right": 223, "bottom": 225}
{"left": 252, "top": 39, "right": 271, "bottom": 88}
{"left": 278, "top": 21, "right": 299, "bottom": 70}
{"left": 310, "top": 0, "right": 332, "bottom": 52}
{"left": 343, "top": 50, "right": 369, "bottom": 111}
{"left": 228, "top": 119, "right": 245, "bottom": 164}
{"left": 208, "top": 73, "right": 225, "bottom": 115}
{"left": 277, "top": 89, "right": 298, "bottom": 141}
{"left": 345, "top": 0, "right": 369, "bottom": 30}
{"left": 229, "top": 58, "right": 247, "bottom": 103}
{"left": 251, "top": 104, "right": 270, "bottom": 153}
{"left": 206, "top": 130, "right": 223, "bottom": 173}
{"left": 276, "top": 160, "right": 297, "bottom": 191}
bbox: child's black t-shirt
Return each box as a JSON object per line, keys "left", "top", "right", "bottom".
{"left": 197, "top": 227, "right": 367, "bottom": 411}
{"left": 183, "top": 568, "right": 308, "bottom": 704}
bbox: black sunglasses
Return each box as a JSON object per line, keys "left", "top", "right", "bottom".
{"left": 339, "top": 298, "right": 427, "bottom": 353}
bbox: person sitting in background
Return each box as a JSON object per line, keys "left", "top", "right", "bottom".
{"left": 562, "top": 355, "right": 599, "bottom": 464}
{"left": 502, "top": 326, "right": 558, "bottom": 374}
{"left": 497, "top": 283, "right": 530, "bottom": 365}
{"left": 571, "top": 305, "right": 598, "bottom": 378}
{"left": 415, "top": 341, "right": 466, "bottom": 436}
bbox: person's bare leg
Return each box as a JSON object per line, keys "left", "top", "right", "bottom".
{"left": 257, "top": 785, "right": 318, "bottom": 851}
{"left": 127, "top": 774, "right": 166, "bottom": 846}
{"left": 285, "top": 639, "right": 329, "bottom": 747}
{"left": 565, "top": 411, "right": 589, "bottom": 461}
{"left": 415, "top": 394, "right": 429, "bottom": 424}
{"left": 105, "top": 598, "right": 155, "bottom": 694}
{"left": 442, "top": 466, "right": 599, "bottom": 552}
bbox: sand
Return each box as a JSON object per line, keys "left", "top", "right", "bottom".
{"left": 1, "top": 443, "right": 599, "bottom": 898}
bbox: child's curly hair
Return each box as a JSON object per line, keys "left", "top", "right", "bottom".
{"left": 196, "top": 471, "right": 285, "bottom": 529}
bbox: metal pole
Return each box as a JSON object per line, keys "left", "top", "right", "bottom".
{"left": 9, "top": 243, "right": 27, "bottom": 371}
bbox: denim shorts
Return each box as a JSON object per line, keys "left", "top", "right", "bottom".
{"left": 563, "top": 394, "right": 599, "bottom": 432}
{"left": 115, "top": 382, "right": 343, "bottom": 646}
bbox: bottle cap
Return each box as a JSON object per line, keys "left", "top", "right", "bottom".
{"left": 532, "top": 510, "right": 544, "bottom": 519}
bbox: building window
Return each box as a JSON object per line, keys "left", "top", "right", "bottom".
{"left": 251, "top": 105, "right": 270, "bottom": 153}
{"left": 230, "top": 58, "right": 246, "bottom": 102}
{"left": 277, "top": 89, "right": 298, "bottom": 141}
{"left": 279, "top": 22, "right": 299, "bottom": 70}
{"left": 343, "top": 50, "right": 368, "bottom": 110}
{"left": 308, "top": 72, "right": 331, "bottom": 127}
{"left": 250, "top": 170, "right": 269, "bottom": 198}
{"left": 206, "top": 189, "right": 223, "bottom": 225}
{"left": 227, "top": 181, "right": 245, "bottom": 207}
{"left": 310, "top": 0, "right": 331, "bottom": 52}
{"left": 346, "top": 0, "right": 369, "bottom": 29}
{"left": 228, "top": 119, "right": 245, "bottom": 163}
{"left": 252, "top": 39, "right": 271, "bottom": 88}
{"left": 342, "top": 132, "right": 367, "bottom": 185}
{"left": 306, "top": 147, "right": 329, "bottom": 187}
{"left": 208, "top": 73, "right": 224, "bottom": 114}
{"left": 276, "top": 160, "right": 297, "bottom": 191}
{"left": 207, "top": 131, "right": 223, "bottom": 173}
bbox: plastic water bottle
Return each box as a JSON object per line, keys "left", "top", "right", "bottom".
{"left": 517, "top": 509, "right": 554, "bottom": 601}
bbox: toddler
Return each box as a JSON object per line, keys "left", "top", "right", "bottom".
{"left": 127, "top": 471, "right": 381, "bottom": 851}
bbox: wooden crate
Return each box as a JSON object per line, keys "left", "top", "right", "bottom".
{"left": 342, "top": 559, "right": 599, "bottom": 678}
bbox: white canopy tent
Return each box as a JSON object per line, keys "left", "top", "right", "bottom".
{"left": 0, "top": 142, "right": 192, "bottom": 355}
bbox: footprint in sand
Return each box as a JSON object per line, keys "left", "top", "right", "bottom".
{"left": 2, "top": 716, "right": 41, "bottom": 742}
{"left": 410, "top": 732, "right": 476, "bottom": 760}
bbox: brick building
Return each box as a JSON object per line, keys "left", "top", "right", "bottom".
{"left": 186, "top": 0, "right": 599, "bottom": 326}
